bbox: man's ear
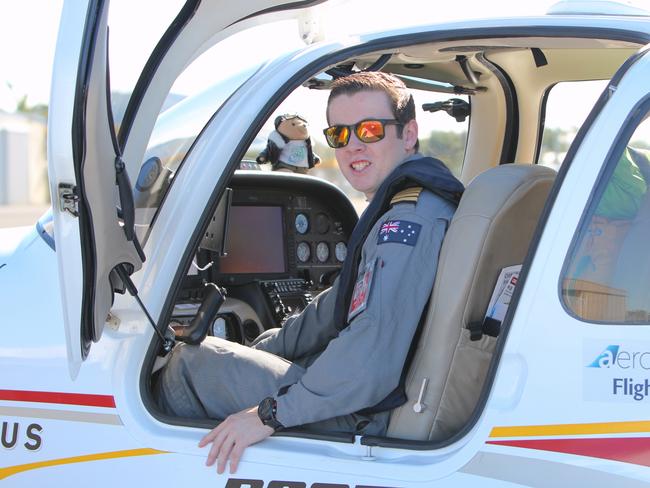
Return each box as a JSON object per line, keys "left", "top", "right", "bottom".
{"left": 403, "top": 119, "right": 419, "bottom": 152}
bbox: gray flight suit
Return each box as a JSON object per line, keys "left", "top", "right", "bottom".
{"left": 157, "top": 188, "right": 456, "bottom": 436}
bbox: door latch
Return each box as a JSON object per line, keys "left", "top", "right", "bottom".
{"left": 58, "top": 183, "right": 79, "bottom": 217}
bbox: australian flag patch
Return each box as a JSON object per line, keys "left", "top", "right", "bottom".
{"left": 377, "top": 219, "right": 421, "bottom": 246}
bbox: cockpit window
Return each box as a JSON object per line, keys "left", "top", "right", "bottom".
{"left": 132, "top": 19, "right": 304, "bottom": 243}
{"left": 247, "top": 85, "right": 468, "bottom": 215}
{"left": 133, "top": 64, "right": 261, "bottom": 243}
{"left": 562, "top": 108, "right": 650, "bottom": 323}
{"left": 107, "top": 0, "right": 185, "bottom": 130}
{"left": 538, "top": 80, "right": 608, "bottom": 169}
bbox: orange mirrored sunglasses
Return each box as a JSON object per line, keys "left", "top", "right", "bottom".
{"left": 323, "top": 119, "right": 401, "bottom": 148}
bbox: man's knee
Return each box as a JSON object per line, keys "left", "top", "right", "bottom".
{"left": 250, "top": 327, "right": 280, "bottom": 348}
{"left": 157, "top": 343, "right": 214, "bottom": 417}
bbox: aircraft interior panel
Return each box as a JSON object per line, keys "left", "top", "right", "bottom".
{"left": 170, "top": 171, "right": 358, "bottom": 345}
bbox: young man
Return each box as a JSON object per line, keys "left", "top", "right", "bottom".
{"left": 157, "top": 72, "right": 464, "bottom": 474}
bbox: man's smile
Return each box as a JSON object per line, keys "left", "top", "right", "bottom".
{"left": 351, "top": 160, "right": 371, "bottom": 172}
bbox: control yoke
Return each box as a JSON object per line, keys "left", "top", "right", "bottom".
{"left": 176, "top": 283, "right": 226, "bottom": 345}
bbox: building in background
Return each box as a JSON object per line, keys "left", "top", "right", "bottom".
{"left": 0, "top": 110, "right": 48, "bottom": 205}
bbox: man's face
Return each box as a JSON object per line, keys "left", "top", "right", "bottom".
{"left": 327, "top": 90, "right": 418, "bottom": 201}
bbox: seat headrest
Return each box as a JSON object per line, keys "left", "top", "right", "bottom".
{"left": 449, "top": 163, "right": 557, "bottom": 325}
{"left": 458, "top": 164, "right": 557, "bottom": 220}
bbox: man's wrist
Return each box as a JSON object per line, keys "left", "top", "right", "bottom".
{"left": 257, "top": 397, "right": 284, "bottom": 431}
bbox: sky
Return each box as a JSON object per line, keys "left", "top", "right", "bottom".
{"left": 0, "top": 1, "right": 63, "bottom": 110}
{"left": 3, "top": 0, "right": 645, "bottom": 144}
{"left": 0, "top": 0, "right": 561, "bottom": 112}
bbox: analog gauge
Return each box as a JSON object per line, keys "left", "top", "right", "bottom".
{"left": 316, "top": 242, "right": 329, "bottom": 262}
{"left": 315, "top": 213, "right": 330, "bottom": 234}
{"left": 297, "top": 241, "right": 311, "bottom": 262}
{"left": 335, "top": 242, "right": 347, "bottom": 262}
{"left": 211, "top": 317, "right": 228, "bottom": 339}
{"left": 295, "top": 213, "right": 309, "bottom": 234}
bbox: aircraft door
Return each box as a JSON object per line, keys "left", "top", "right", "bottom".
{"left": 48, "top": 0, "right": 332, "bottom": 378}
{"left": 477, "top": 46, "right": 650, "bottom": 484}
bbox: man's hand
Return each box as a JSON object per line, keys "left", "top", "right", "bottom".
{"left": 199, "top": 406, "right": 274, "bottom": 474}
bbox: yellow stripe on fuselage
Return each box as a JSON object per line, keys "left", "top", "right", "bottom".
{"left": 0, "top": 448, "right": 167, "bottom": 480}
{"left": 490, "top": 420, "right": 650, "bottom": 438}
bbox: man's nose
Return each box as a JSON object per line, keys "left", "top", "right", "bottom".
{"left": 345, "top": 131, "right": 366, "bottom": 151}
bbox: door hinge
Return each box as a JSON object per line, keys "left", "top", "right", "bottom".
{"left": 106, "top": 312, "right": 121, "bottom": 331}
{"left": 58, "top": 183, "right": 79, "bottom": 217}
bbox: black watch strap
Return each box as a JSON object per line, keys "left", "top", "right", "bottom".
{"left": 258, "top": 397, "right": 284, "bottom": 431}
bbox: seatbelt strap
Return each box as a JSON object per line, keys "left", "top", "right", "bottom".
{"left": 356, "top": 297, "right": 431, "bottom": 416}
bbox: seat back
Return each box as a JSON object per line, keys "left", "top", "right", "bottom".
{"left": 387, "top": 164, "right": 556, "bottom": 441}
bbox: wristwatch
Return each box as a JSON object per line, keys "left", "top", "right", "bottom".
{"left": 258, "top": 397, "right": 284, "bottom": 431}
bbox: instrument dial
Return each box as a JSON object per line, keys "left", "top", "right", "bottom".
{"left": 295, "top": 213, "right": 309, "bottom": 234}
{"left": 335, "top": 242, "right": 347, "bottom": 262}
{"left": 316, "top": 242, "right": 329, "bottom": 262}
{"left": 297, "top": 241, "right": 311, "bottom": 262}
{"left": 211, "top": 317, "right": 228, "bottom": 339}
{"left": 315, "top": 213, "right": 330, "bottom": 234}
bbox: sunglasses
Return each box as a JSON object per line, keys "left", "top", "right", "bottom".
{"left": 323, "top": 119, "right": 402, "bottom": 148}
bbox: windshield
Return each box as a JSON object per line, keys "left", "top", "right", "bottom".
{"left": 245, "top": 85, "right": 469, "bottom": 215}
{"left": 133, "top": 64, "right": 261, "bottom": 243}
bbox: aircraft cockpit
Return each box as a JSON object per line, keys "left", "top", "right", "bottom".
{"left": 169, "top": 170, "right": 357, "bottom": 345}
{"left": 7, "top": 1, "right": 650, "bottom": 484}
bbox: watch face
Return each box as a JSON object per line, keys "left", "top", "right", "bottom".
{"left": 258, "top": 397, "right": 282, "bottom": 430}
{"left": 258, "top": 397, "right": 274, "bottom": 420}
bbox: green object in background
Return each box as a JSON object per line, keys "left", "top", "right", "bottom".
{"left": 596, "top": 147, "right": 649, "bottom": 220}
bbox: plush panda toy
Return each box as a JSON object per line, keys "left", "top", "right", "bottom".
{"left": 256, "top": 114, "right": 320, "bottom": 174}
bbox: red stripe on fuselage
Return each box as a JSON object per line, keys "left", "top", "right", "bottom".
{"left": 0, "top": 390, "right": 115, "bottom": 408}
{"left": 488, "top": 437, "right": 650, "bottom": 467}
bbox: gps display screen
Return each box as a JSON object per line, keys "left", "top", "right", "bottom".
{"left": 219, "top": 206, "right": 286, "bottom": 274}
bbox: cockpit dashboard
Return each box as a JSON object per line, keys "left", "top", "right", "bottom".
{"left": 171, "top": 171, "right": 357, "bottom": 344}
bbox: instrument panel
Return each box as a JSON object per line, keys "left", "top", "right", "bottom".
{"left": 215, "top": 172, "right": 357, "bottom": 290}
{"left": 171, "top": 171, "right": 358, "bottom": 344}
{"left": 173, "top": 171, "right": 358, "bottom": 340}
{"left": 295, "top": 212, "right": 348, "bottom": 263}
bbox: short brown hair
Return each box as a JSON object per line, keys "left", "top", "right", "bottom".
{"left": 327, "top": 72, "right": 418, "bottom": 149}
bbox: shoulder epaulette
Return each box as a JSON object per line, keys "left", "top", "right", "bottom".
{"left": 390, "top": 187, "right": 423, "bottom": 206}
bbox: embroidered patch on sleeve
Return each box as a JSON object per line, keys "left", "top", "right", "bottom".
{"left": 348, "top": 257, "right": 377, "bottom": 322}
{"left": 377, "top": 220, "right": 422, "bottom": 246}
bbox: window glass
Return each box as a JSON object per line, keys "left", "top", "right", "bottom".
{"left": 562, "top": 112, "right": 650, "bottom": 323}
{"left": 539, "top": 80, "right": 607, "bottom": 170}
{"left": 132, "top": 20, "right": 302, "bottom": 242}
{"left": 418, "top": 94, "right": 468, "bottom": 178}
{"left": 108, "top": 1, "right": 185, "bottom": 129}
{"left": 133, "top": 63, "right": 260, "bottom": 242}
{"left": 246, "top": 86, "right": 468, "bottom": 215}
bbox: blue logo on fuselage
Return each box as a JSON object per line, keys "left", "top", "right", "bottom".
{"left": 588, "top": 345, "right": 620, "bottom": 368}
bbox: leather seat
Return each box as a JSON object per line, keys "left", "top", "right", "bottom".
{"left": 387, "top": 164, "right": 556, "bottom": 441}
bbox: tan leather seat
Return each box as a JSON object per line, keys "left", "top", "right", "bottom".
{"left": 387, "top": 164, "right": 556, "bottom": 441}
